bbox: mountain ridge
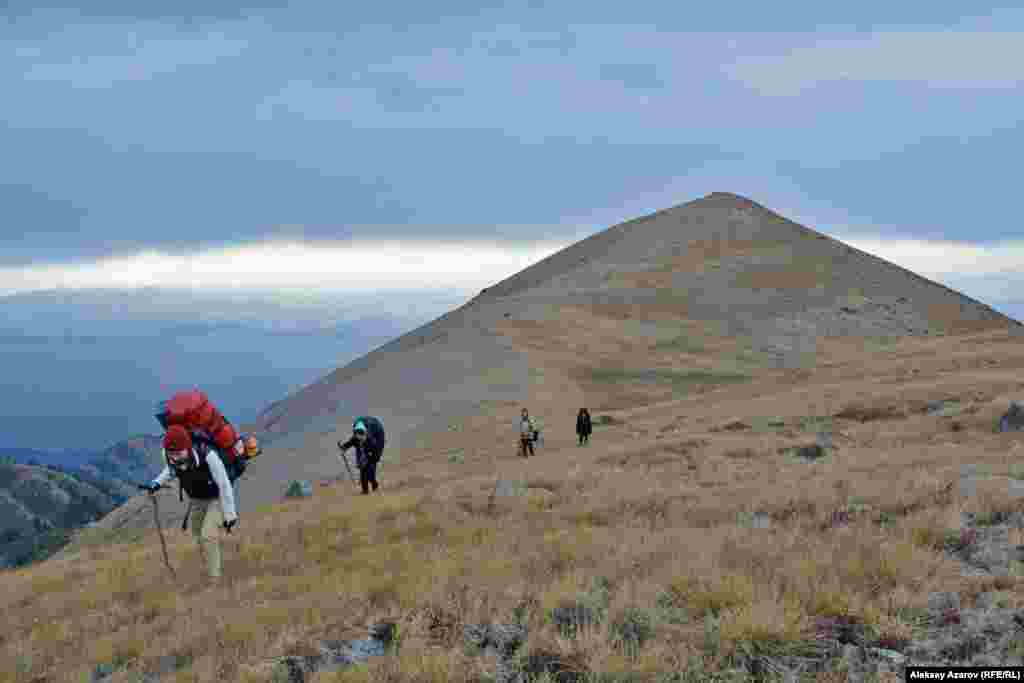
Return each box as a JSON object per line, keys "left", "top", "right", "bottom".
{"left": 243, "top": 192, "right": 1016, "bottom": 443}
{"left": 0, "top": 434, "right": 165, "bottom": 567}
{"left": 0, "top": 462, "right": 124, "bottom": 567}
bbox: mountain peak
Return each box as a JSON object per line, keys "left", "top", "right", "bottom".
{"left": 240, "top": 193, "right": 1016, "bottom": 454}
{"left": 705, "top": 191, "right": 756, "bottom": 202}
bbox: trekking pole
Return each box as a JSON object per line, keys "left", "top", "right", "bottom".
{"left": 149, "top": 492, "right": 177, "bottom": 579}
{"left": 337, "top": 441, "right": 359, "bottom": 489}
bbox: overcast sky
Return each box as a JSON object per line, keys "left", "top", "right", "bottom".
{"left": 1, "top": 2, "right": 1022, "bottom": 309}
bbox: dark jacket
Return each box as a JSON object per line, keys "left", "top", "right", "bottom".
{"left": 340, "top": 434, "right": 383, "bottom": 469}
{"left": 576, "top": 411, "right": 592, "bottom": 436}
{"left": 151, "top": 446, "right": 238, "bottom": 521}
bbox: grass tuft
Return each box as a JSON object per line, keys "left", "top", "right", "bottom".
{"left": 587, "top": 368, "right": 750, "bottom": 395}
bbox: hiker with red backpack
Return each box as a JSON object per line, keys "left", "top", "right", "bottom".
{"left": 338, "top": 416, "right": 386, "bottom": 495}
{"left": 140, "top": 390, "right": 260, "bottom": 582}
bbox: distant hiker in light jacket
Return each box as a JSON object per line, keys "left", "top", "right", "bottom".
{"left": 339, "top": 419, "right": 383, "bottom": 494}
{"left": 141, "top": 425, "right": 238, "bottom": 582}
{"left": 519, "top": 408, "right": 536, "bottom": 457}
{"left": 576, "top": 408, "right": 592, "bottom": 446}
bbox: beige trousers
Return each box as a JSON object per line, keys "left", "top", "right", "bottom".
{"left": 189, "top": 498, "right": 225, "bottom": 579}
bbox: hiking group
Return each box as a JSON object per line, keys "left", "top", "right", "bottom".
{"left": 518, "top": 406, "right": 592, "bottom": 456}
{"left": 139, "top": 391, "right": 595, "bottom": 580}
{"left": 139, "top": 390, "right": 388, "bottom": 581}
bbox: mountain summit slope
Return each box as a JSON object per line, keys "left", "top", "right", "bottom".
{"left": 245, "top": 191, "right": 1014, "bottom": 436}
{"left": 88, "top": 192, "right": 1016, "bottom": 525}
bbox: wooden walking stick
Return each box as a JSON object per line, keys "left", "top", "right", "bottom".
{"left": 149, "top": 493, "right": 177, "bottom": 579}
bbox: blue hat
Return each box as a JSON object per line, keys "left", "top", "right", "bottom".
{"left": 354, "top": 420, "right": 367, "bottom": 433}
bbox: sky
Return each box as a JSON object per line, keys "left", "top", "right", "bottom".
{"left": 1, "top": 2, "right": 1023, "bottom": 449}
{"left": 1, "top": 2, "right": 1022, "bottom": 287}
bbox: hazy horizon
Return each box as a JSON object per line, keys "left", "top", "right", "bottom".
{"left": 0, "top": 287, "right": 472, "bottom": 452}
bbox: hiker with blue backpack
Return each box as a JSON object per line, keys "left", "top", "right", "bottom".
{"left": 338, "top": 417, "right": 386, "bottom": 495}
{"left": 140, "top": 390, "right": 261, "bottom": 582}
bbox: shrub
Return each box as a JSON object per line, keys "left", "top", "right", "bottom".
{"left": 284, "top": 480, "right": 312, "bottom": 498}
{"left": 702, "top": 612, "right": 722, "bottom": 658}
{"left": 975, "top": 510, "right": 1011, "bottom": 527}
{"left": 548, "top": 577, "right": 613, "bottom": 639}
{"left": 610, "top": 607, "right": 656, "bottom": 658}
{"left": 653, "top": 591, "right": 691, "bottom": 625}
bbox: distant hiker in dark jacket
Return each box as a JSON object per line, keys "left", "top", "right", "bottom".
{"left": 519, "top": 408, "right": 536, "bottom": 457}
{"left": 141, "top": 425, "right": 238, "bottom": 582}
{"left": 339, "top": 419, "right": 383, "bottom": 494}
{"left": 576, "top": 408, "right": 592, "bottom": 446}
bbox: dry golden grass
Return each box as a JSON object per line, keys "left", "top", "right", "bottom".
{"left": 733, "top": 267, "right": 829, "bottom": 290}
{"left": 628, "top": 239, "right": 793, "bottom": 281}
{"left": 4, "top": 318, "right": 1024, "bottom": 681}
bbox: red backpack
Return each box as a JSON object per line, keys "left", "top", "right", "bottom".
{"left": 155, "top": 389, "right": 239, "bottom": 462}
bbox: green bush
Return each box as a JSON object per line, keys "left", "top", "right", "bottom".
{"left": 610, "top": 607, "right": 656, "bottom": 658}
{"left": 653, "top": 335, "right": 705, "bottom": 353}
{"left": 284, "top": 480, "right": 312, "bottom": 498}
{"left": 703, "top": 611, "right": 722, "bottom": 658}
{"left": 546, "top": 576, "right": 613, "bottom": 639}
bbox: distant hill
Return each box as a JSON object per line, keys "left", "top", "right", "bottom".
{"left": 0, "top": 446, "right": 96, "bottom": 470}
{"left": 0, "top": 460, "right": 125, "bottom": 567}
{"left": 0, "top": 435, "right": 164, "bottom": 567}
{"left": 74, "top": 434, "right": 165, "bottom": 491}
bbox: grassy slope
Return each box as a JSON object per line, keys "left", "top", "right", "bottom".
{"left": 2, "top": 313, "right": 1023, "bottom": 681}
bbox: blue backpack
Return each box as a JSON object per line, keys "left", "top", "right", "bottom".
{"left": 353, "top": 416, "right": 386, "bottom": 452}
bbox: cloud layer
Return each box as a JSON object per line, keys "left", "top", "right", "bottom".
{"left": 2, "top": 6, "right": 1023, "bottom": 264}
{"left": 727, "top": 30, "right": 1024, "bottom": 96}
{"left": 0, "top": 241, "right": 570, "bottom": 297}
{"left": 2, "top": 235, "right": 1019, "bottom": 318}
